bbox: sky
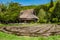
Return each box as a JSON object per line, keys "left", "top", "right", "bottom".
{"left": 0, "top": 0, "right": 55, "bottom": 6}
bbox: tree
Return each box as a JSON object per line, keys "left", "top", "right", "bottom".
{"left": 37, "top": 8, "right": 47, "bottom": 23}
{"left": 34, "top": 5, "right": 48, "bottom": 16}
{"left": 0, "top": 2, "right": 21, "bottom": 24}
{"left": 7, "top": 2, "right": 21, "bottom": 23}
{"left": 45, "top": 0, "right": 54, "bottom": 23}
{"left": 51, "top": 1, "right": 60, "bottom": 22}
{"left": 0, "top": 4, "right": 7, "bottom": 23}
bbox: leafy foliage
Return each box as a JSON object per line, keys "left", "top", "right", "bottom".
{"left": 0, "top": 0, "right": 60, "bottom": 23}
{"left": 51, "top": 1, "right": 60, "bottom": 23}
{"left": 0, "top": 2, "right": 21, "bottom": 23}
{"left": 37, "top": 9, "right": 47, "bottom": 23}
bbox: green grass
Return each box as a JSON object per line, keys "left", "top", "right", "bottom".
{"left": 0, "top": 23, "right": 57, "bottom": 27}
{"left": 0, "top": 32, "right": 60, "bottom": 40}
{"left": 0, "top": 23, "right": 40, "bottom": 27}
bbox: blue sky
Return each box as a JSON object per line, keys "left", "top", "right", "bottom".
{"left": 0, "top": 0, "right": 55, "bottom": 6}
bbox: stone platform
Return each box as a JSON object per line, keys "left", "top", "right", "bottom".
{"left": 0, "top": 24, "right": 60, "bottom": 36}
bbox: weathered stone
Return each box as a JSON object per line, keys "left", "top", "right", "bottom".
{"left": 0, "top": 24, "right": 60, "bottom": 37}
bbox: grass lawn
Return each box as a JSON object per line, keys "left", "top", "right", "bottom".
{"left": 0, "top": 23, "right": 57, "bottom": 27}
{"left": 0, "top": 32, "right": 60, "bottom": 40}
{"left": 0, "top": 23, "right": 40, "bottom": 27}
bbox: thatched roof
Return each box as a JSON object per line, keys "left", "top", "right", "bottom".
{"left": 19, "top": 9, "right": 39, "bottom": 20}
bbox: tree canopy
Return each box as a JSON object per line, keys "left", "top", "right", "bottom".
{"left": 0, "top": 0, "right": 60, "bottom": 24}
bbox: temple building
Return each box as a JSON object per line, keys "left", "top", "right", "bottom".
{"left": 19, "top": 9, "right": 39, "bottom": 23}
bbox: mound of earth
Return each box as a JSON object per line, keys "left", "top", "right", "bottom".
{"left": 0, "top": 24, "right": 60, "bottom": 37}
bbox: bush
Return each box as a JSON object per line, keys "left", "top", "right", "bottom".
{"left": 52, "top": 18, "right": 58, "bottom": 23}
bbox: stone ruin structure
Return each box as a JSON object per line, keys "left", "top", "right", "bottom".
{"left": 0, "top": 24, "right": 60, "bottom": 37}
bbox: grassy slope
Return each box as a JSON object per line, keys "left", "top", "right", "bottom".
{"left": 0, "top": 32, "right": 60, "bottom": 40}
